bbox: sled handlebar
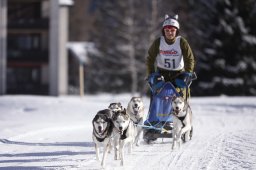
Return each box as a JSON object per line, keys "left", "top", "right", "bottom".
{"left": 185, "top": 72, "right": 197, "bottom": 88}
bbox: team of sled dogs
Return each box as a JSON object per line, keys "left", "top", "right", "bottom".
{"left": 92, "top": 96, "right": 193, "bottom": 167}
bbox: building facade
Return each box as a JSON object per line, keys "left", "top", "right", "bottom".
{"left": 0, "top": 0, "right": 73, "bottom": 96}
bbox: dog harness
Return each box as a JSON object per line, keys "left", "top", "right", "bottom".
{"left": 131, "top": 116, "right": 143, "bottom": 125}
{"left": 172, "top": 103, "right": 190, "bottom": 128}
{"left": 120, "top": 120, "right": 132, "bottom": 140}
{"left": 120, "top": 128, "right": 128, "bottom": 140}
{"left": 177, "top": 115, "right": 186, "bottom": 128}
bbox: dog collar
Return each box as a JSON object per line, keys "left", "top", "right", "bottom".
{"left": 120, "top": 128, "right": 128, "bottom": 140}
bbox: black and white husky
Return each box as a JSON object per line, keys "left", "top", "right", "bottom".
{"left": 92, "top": 109, "right": 113, "bottom": 167}
{"left": 126, "top": 97, "right": 145, "bottom": 146}
{"left": 171, "top": 96, "right": 193, "bottom": 150}
{"left": 112, "top": 109, "right": 137, "bottom": 166}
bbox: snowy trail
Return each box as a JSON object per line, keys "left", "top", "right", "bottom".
{"left": 0, "top": 95, "right": 256, "bottom": 170}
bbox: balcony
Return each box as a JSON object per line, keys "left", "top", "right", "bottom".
{"left": 7, "top": 49, "right": 48, "bottom": 67}
{"left": 8, "top": 18, "right": 49, "bottom": 30}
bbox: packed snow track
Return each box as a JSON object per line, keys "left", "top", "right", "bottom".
{"left": 0, "top": 95, "right": 255, "bottom": 170}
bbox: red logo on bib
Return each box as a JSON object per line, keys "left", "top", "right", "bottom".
{"left": 160, "top": 50, "right": 177, "bottom": 55}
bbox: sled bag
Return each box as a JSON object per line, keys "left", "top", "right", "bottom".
{"left": 147, "top": 82, "right": 179, "bottom": 122}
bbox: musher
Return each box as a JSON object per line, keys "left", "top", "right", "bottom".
{"left": 146, "top": 14, "right": 196, "bottom": 99}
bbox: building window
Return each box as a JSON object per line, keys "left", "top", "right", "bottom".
{"left": 8, "top": 1, "right": 41, "bottom": 21}
{"left": 7, "top": 67, "right": 44, "bottom": 94}
{"left": 9, "top": 33, "right": 41, "bottom": 50}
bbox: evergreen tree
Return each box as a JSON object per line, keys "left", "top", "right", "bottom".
{"left": 86, "top": 0, "right": 256, "bottom": 95}
{"left": 189, "top": 0, "right": 256, "bottom": 95}
{"left": 209, "top": 0, "right": 256, "bottom": 95}
{"left": 87, "top": 0, "right": 151, "bottom": 94}
{"left": 186, "top": 0, "right": 218, "bottom": 96}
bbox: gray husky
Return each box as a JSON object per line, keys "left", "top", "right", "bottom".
{"left": 171, "top": 96, "right": 193, "bottom": 150}
{"left": 126, "top": 97, "right": 145, "bottom": 146}
{"left": 112, "top": 109, "right": 137, "bottom": 166}
{"left": 108, "top": 102, "right": 124, "bottom": 118}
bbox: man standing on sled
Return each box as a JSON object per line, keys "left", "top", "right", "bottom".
{"left": 146, "top": 14, "right": 196, "bottom": 99}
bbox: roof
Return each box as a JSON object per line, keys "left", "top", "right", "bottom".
{"left": 67, "top": 42, "right": 96, "bottom": 64}
{"left": 59, "top": 0, "right": 74, "bottom": 6}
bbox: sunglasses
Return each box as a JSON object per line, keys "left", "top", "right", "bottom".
{"left": 163, "top": 26, "right": 177, "bottom": 31}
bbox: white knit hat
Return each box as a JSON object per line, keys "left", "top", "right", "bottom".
{"left": 163, "top": 14, "right": 179, "bottom": 29}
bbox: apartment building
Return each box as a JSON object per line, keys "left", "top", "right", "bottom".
{"left": 0, "top": 0, "right": 73, "bottom": 95}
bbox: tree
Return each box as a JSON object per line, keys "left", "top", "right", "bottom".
{"left": 187, "top": 0, "right": 256, "bottom": 96}
{"left": 86, "top": 0, "right": 256, "bottom": 96}
{"left": 185, "top": 0, "right": 218, "bottom": 96}
{"left": 87, "top": 0, "right": 156, "bottom": 94}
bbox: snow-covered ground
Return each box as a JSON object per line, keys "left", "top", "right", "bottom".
{"left": 0, "top": 94, "right": 256, "bottom": 170}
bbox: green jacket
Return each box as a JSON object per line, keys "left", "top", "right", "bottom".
{"left": 146, "top": 36, "right": 195, "bottom": 77}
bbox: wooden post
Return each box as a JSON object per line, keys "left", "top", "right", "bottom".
{"left": 79, "top": 63, "right": 84, "bottom": 97}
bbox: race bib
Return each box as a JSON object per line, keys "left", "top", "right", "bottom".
{"left": 156, "top": 36, "right": 184, "bottom": 71}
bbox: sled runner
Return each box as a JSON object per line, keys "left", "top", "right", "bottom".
{"left": 143, "top": 72, "right": 196, "bottom": 143}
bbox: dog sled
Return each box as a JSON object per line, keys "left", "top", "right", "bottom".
{"left": 143, "top": 72, "right": 196, "bottom": 143}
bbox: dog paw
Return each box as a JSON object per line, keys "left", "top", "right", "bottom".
{"left": 184, "top": 138, "right": 189, "bottom": 142}
{"left": 172, "top": 146, "right": 178, "bottom": 151}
